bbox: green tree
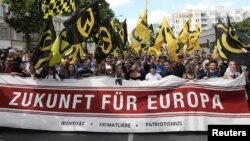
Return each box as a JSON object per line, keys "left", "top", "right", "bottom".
{"left": 4, "top": 0, "right": 115, "bottom": 50}
{"left": 233, "top": 18, "right": 250, "bottom": 36}
{"left": 112, "top": 17, "right": 122, "bottom": 31}
{"left": 4, "top": 0, "right": 45, "bottom": 50}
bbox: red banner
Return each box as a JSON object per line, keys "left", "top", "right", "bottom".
{"left": 0, "top": 84, "right": 248, "bottom": 115}
{"left": 0, "top": 75, "right": 249, "bottom": 132}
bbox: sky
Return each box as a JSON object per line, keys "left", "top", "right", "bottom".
{"left": 106, "top": 0, "right": 250, "bottom": 33}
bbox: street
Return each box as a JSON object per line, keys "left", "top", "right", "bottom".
{"left": 0, "top": 128, "right": 207, "bottom": 141}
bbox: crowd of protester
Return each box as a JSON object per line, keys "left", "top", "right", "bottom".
{"left": 0, "top": 48, "right": 248, "bottom": 81}
{"left": 0, "top": 47, "right": 249, "bottom": 106}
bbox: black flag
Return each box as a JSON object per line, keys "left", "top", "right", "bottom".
{"left": 32, "top": 18, "right": 56, "bottom": 69}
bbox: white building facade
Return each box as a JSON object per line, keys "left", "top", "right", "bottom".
{"left": 0, "top": 0, "right": 67, "bottom": 50}
{"left": 169, "top": 6, "right": 250, "bottom": 36}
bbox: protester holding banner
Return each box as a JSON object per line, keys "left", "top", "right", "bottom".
{"left": 114, "top": 65, "right": 124, "bottom": 79}
{"left": 161, "top": 61, "right": 173, "bottom": 77}
{"left": 45, "top": 66, "right": 61, "bottom": 81}
{"left": 218, "top": 60, "right": 228, "bottom": 77}
{"left": 182, "top": 62, "right": 198, "bottom": 80}
{"left": 129, "top": 65, "right": 141, "bottom": 80}
{"left": 202, "top": 61, "right": 220, "bottom": 79}
{"left": 3, "top": 57, "right": 14, "bottom": 73}
{"left": 79, "top": 61, "right": 93, "bottom": 78}
{"left": 91, "top": 66, "right": 100, "bottom": 76}
{"left": 28, "top": 65, "right": 42, "bottom": 79}
{"left": 145, "top": 65, "right": 162, "bottom": 81}
{"left": 223, "top": 60, "right": 242, "bottom": 79}
{"left": 4, "top": 49, "right": 23, "bottom": 77}
{"left": 122, "top": 60, "right": 132, "bottom": 80}
{"left": 64, "top": 64, "right": 78, "bottom": 79}
{"left": 172, "top": 60, "right": 186, "bottom": 78}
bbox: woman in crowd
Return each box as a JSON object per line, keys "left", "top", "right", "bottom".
{"left": 65, "top": 64, "right": 78, "bottom": 79}
{"left": 45, "top": 66, "right": 61, "bottom": 81}
{"left": 182, "top": 62, "right": 198, "bottom": 80}
{"left": 91, "top": 66, "right": 100, "bottom": 76}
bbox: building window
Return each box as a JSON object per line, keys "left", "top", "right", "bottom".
{"left": 0, "top": 5, "right": 6, "bottom": 17}
{"left": 201, "top": 19, "right": 207, "bottom": 22}
{"left": 201, "top": 13, "right": 206, "bottom": 17}
{"left": 201, "top": 24, "right": 207, "bottom": 28}
{"left": 236, "top": 17, "right": 241, "bottom": 21}
{"left": 2, "top": 27, "right": 8, "bottom": 40}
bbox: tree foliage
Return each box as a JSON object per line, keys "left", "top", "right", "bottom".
{"left": 4, "top": 0, "right": 45, "bottom": 49}
{"left": 112, "top": 17, "right": 122, "bottom": 31}
{"left": 233, "top": 18, "right": 250, "bottom": 36}
{"left": 4, "top": 0, "right": 115, "bottom": 49}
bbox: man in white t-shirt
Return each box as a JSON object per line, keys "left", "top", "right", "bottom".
{"left": 145, "top": 65, "right": 162, "bottom": 81}
{"left": 223, "top": 60, "right": 242, "bottom": 79}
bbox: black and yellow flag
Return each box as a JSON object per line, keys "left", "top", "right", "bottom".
{"left": 184, "top": 25, "right": 202, "bottom": 54}
{"left": 119, "top": 19, "right": 128, "bottom": 50}
{"left": 152, "top": 18, "right": 169, "bottom": 45}
{"left": 42, "top": 0, "right": 75, "bottom": 19}
{"left": 227, "top": 15, "right": 250, "bottom": 48}
{"left": 213, "top": 39, "right": 227, "bottom": 60}
{"left": 49, "top": 26, "right": 78, "bottom": 66}
{"left": 32, "top": 18, "right": 56, "bottom": 69}
{"left": 126, "top": 45, "right": 137, "bottom": 56}
{"left": 213, "top": 19, "right": 228, "bottom": 60}
{"left": 113, "top": 20, "right": 126, "bottom": 54}
{"left": 135, "top": 0, "right": 150, "bottom": 41}
{"left": 148, "top": 24, "right": 154, "bottom": 34}
{"left": 110, "top": 19, "right": 123, "bottom": 55}
{"left": 95, "top": 18, "right": 117, "bottom": 63}
{"left": 63, "top": 1, "right": 100, "bottom": 42}
{"left": 64, "top": 43, "right": 84, "bottom": 60}
{"left": 150, "top": 17, "right": 169, "bottom": 55}
{"left": 111, "top": 48, "right": 120, "bottom": 57}
{"left": 215, "top": 18, "right": 250, "bottom": 66}
{"left": 129, "top": 28, "right": 143, "bottom": 52}
{"left": 49, "top": 2, "right": 99, "bottom": 66}
{"left": 148, "top": 24, "right": 155, "bottom": 45}
{"left": 164, "top": 23, "right": 179, "bottom": 62}
{"left": 178, "top": 18, "right": 191, "bottom": 45}
{"left": 129, "top": 0, "right": 150, "bottom": 52}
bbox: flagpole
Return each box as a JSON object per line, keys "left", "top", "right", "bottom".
{"left": 9, "top": 26, "right": 12, "bottom": 49}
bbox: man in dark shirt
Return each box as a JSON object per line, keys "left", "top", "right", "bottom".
{"left": 206, "top": 61, "right": 219, "bottom": 78}
{"left": 161, "top": 61, "right": 173, "bottom": 77}
{"left": 6, "top": 49, "right": 23, "bottom": 76}
{"left": 79, "top": 62, "right": 93, "bottom": 77}
{"left": 172, "top": 61, "right": 185, "bottom": 78}
{"left": 28, "top": 65, "right": 42, "bottom": 79}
